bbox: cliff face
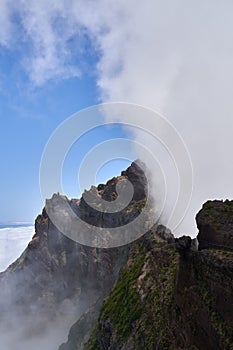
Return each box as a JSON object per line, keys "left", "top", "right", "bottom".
{"left": 0, "top": 161, "right": 146, "bottom": 350}
{"left": 174, "top": 246, "right": 233, "bottom": 350}
{"left": 1, "top": 162, "right": 233, "bottom": 350}
{"left": 83, "top": 202, "right": 233, "bottom": 350}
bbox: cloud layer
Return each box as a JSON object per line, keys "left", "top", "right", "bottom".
{"left": 1, "top": 1, "right": 233, "bottom": 235}
{"left": 0, "top": 226, "right": 33, "bottom": 271}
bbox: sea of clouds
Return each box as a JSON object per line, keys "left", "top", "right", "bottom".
{"left": 0, "top": 225, "right": 34, "bottom": 272}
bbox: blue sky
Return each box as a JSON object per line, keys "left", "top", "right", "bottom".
{"left": 1, "top": 1, "right": 233, "bottom": 237}
{"left": 0, "top": 31, "right": 131, "bottom": 222}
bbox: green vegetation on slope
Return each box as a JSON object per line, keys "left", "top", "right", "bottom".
{"left": 85, "top": 239, "right": 179, "bottom": 350}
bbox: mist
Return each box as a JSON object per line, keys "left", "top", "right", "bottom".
{"left": 1, "top": 1, "right": 232, "bottom": 237}
{"left": 94, "top": 1, "right": 233, "bottom": 236}
{"left": 0, "top": 237, "right": 107, "bottom": 350}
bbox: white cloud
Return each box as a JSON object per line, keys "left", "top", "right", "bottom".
{"left": 90, "top": 1, "right": 233, "bottom": 235}
{"left": 0, "top": 0, "right": 132, "bottom": 86}
{"left": 0, "top": 0, "right": 12, "bottom": 46}
{"left": 1, "top": 0, "right": 233, "bottom": 235}
{"left": 0, "top": 226, "right": 33, "bottom": 272}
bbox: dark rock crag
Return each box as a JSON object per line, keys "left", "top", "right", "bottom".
{"left": 196, "top": 200, "right": 233, "bottom": 251}
{"left": 0, "top": 161, "right": 147, "bottom": 350}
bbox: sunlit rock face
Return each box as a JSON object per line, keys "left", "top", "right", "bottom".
{"left": 45, "top": 160, "right": 150, "bottom": 248}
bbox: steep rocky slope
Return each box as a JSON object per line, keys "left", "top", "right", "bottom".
{"left": 61, "top": 225, "right": 175, "bottom": 350}
{"left": 83, "top": 202, "right": 233, "bottom": 350}
{"left": 0, "top": 161, "right": 147, "bottom": 350}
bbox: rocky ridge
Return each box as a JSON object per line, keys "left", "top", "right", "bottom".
{"left": 0, "top": 163, "right": 232, "bottom": 350}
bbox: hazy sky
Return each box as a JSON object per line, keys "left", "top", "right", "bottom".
{"left": 1, "top": 1, "right": 233, "bottom": 236}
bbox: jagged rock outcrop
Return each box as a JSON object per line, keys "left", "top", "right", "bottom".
{"left": 45, "top": 161, "right": 150, "bottom": 249}
{"left": 196, "top": 200, "right": 233, "bottom": 251}
{"left": 175, "top": 235, "right": 192, "bottom": 256}
{"left": 0, "top": 161, "right": 147, "bottom": 350}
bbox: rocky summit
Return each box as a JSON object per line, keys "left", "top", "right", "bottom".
{"left": 0, "top": 161, "right": 147, "bottom": 350}
{"left": 0, "top": 162, "right": 232, "bottom": 350}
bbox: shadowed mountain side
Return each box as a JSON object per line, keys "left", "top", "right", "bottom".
{"left": 0, "top": 161, "right": 148, "bottom": 350}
